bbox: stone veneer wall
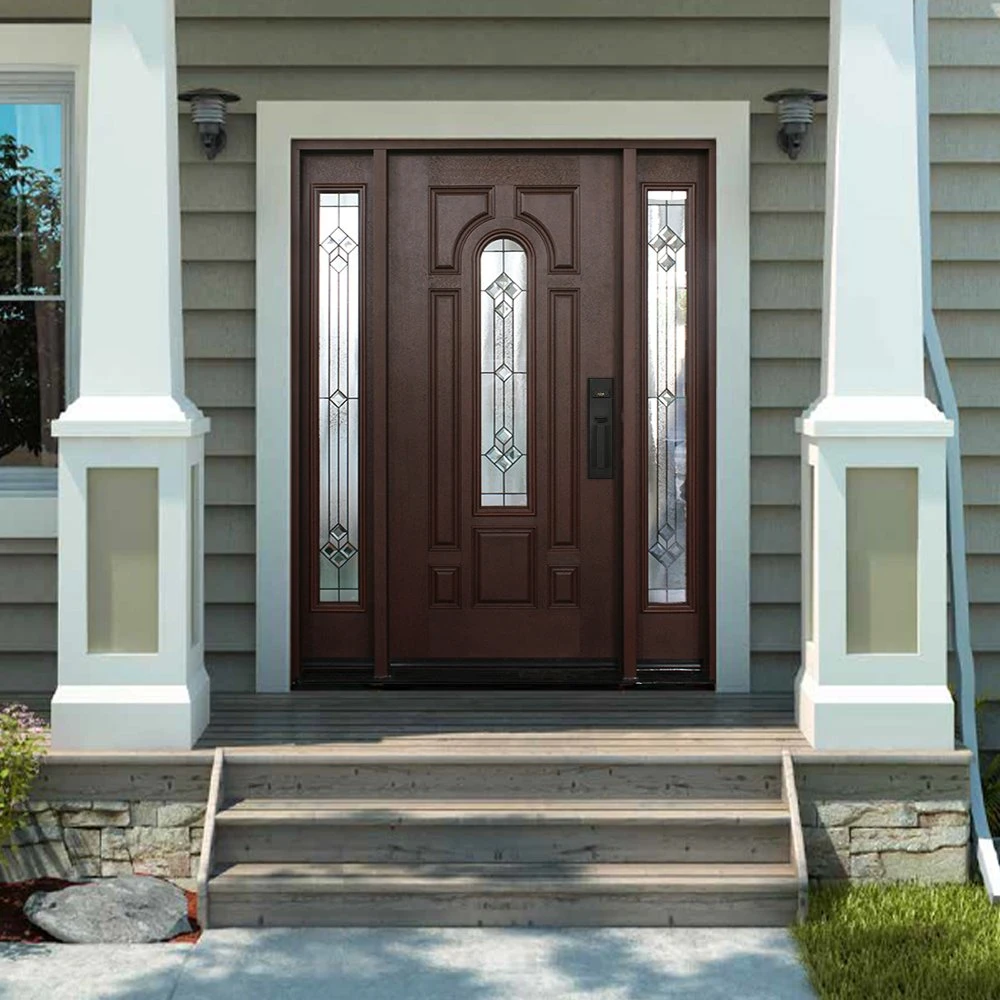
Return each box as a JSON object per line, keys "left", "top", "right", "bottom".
{"left": 795, "top": 757, "right": 971, "bottom": 884}
{"left": 2, "top": 801, "right": 206, "bottom": 882}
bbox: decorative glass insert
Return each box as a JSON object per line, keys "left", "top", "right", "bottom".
{"left": 646, "top": 190, "right": 689, "bottom": 605}
{"left": 0, "top": 101, "right": 65, "bottom": 468}
{"left": 480, "top": 238, "right": 529, "bottom": 508}
{"left": 317, "top": 192, "right": 361, "bottom": 603}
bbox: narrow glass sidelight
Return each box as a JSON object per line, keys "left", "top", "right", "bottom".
{"left": 480, "top": 238, "right": 529, "bottom": 508}
{"left": 646, "top": 190, "right": 689, "bottom": 605}
{"left": 317, "top": 192, "right": 361, "bottom": 603}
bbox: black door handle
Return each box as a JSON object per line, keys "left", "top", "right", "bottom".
{"left": 588, "top": 377, "right": 614, "bottom": 479}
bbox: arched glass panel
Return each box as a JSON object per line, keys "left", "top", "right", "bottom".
{"left": 646, "top": 190, "right": 689, "bottom": 605}
{"left": 480, "top": 238, "right": 529, "bottom": 508}
{"left": 317, "top": 191, "right": 361, "bottom": 603}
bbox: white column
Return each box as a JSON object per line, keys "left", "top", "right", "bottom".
{"left": 795, "top": 0, "right": 954, "bottom": 749}
{"left": 50, "top": 0, "right": 210, "bottom": 750}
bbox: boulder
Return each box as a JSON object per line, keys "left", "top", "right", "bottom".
{"left": 24, "top": 875, "right": 191, "bottom": 943}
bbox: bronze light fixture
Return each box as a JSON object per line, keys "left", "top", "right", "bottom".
{"left": 764, "top": 88, "right": 827, "bottom": 160}
{"left": 178, "top": 88, "right": 241, "bottom": 160}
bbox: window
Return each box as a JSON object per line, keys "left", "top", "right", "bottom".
{"left": 0, "top": 76, "right": 72, "bottom": 482}
{"left": 646, "top": 189, "right": 689, "bottom": 605}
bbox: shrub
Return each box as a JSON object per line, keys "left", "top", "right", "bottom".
{"left": 0, "top": 704, "right": 48, "bottom": 856}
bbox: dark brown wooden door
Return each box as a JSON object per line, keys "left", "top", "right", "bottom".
{"left": 293, "top": 145, "right": 713, "bottom": 687}
{"left": 387, "top": 153, "right": 620, "bottom": 667}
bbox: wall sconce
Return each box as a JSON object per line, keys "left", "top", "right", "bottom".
{"left": 764, "top": 88, "right": 827, "bottom": 160}
{"left": 178, "top": 88, "right": 241, "bottom": 160}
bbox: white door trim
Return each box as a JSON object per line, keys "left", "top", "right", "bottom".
{"left": 255, "top": 100, "right": 751, "bottom": 693}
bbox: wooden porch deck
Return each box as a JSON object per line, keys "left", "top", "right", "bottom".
{"left": 196, "top": 691, "right": 808, "bottom": 753}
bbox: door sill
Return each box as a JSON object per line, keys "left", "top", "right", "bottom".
{"left": 293, "top": 660, "right": 712, "bottom": 690}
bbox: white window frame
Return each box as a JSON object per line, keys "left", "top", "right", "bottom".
{"left": 0, "top": 25, "right": 88, "bottom": 537}
{"left": 256, "top": 101, "right": 751, "bottom": 694}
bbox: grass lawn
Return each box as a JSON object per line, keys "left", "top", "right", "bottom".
{"left": 793, "top": 882, "right": 1000, "bottom": 1000}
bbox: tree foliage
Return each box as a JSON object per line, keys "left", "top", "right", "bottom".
{"left": 0, "top": 704, "right": 48, "bottom": 858}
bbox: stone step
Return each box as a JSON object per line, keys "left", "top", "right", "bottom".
{"left": 213, "top": 798, "right": 792, "bottom": 865}
{"left": 207, "top": 861, "right": 801, "bottom": 928}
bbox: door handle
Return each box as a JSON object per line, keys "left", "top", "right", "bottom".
{"left": 588, "top": 377, "right": 614, "bottom": 479}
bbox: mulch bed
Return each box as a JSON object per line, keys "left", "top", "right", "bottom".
{"left": 0, "top": 877, "right": 202, "bottom": 944}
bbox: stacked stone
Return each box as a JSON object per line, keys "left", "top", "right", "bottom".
{"left": 801, "top": 800, "right": 969, "bottom": 882}
{"left": 4, "top": 800, "right": 205, "bottom": 881}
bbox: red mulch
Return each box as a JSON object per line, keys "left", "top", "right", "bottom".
{"left": 0, "top": 877, "right": 202, "bottom": 944}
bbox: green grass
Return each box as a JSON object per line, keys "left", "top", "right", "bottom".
{"left": 793, "top": 883, "right": 1000, "bottom": 999}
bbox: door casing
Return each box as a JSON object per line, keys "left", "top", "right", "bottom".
{"left": 254, "top": 101, "right": 751, "bottom": 695}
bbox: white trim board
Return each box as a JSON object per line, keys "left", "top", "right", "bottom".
{"left": 0, "top": 25, "right": 89, "bottom": 539}
{"left": 256, "top": 100, "right": 751, "bottom": 694}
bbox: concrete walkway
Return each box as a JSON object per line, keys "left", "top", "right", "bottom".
{"left": 0, "top": 927, "right": 817, "bottom": 1000}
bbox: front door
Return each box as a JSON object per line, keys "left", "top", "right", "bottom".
{"left": 388, "top": 152, "right": 619, "bottom": 668}
{"left": 292, "top": 145, "right": 712, "bottom": 687}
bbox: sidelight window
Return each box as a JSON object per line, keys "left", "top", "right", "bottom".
{"left": 317, "top": 191, "right": 362, "bottom": 603}
{"left": 646, "top": 190, "right": 689, "bottom": 605}
{"left": 480, "top": 237, "right": 529, "bottom": 508}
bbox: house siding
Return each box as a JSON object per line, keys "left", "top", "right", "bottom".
{"left": 3, "top": 1, "right": 1000, "bottom": 716}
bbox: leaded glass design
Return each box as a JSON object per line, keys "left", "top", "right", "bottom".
{"left": 318, "top": 192, "right": 361, "bottom": 603}
{"left": 480, "top": 238, "right": 529, "bottom": 508}
{"left": 646, "top": 190, "right": 688, "bottom": 605}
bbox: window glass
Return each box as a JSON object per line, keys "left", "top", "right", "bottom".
{"left": 480, "top": 238, "right": 529, "bottom": 508}
{"left": 0, "top": 101, "right": 65, "bottom": 468}
{"left": 646, "top": 190, "right": 688, "bottom": 604}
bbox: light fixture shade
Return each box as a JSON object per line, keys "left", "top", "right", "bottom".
{"left": 178, "top": 88, "right": 241, "bottom": 160}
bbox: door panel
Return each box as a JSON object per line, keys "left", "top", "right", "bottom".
{"left": 387, "top": 153, "right": 620, "bottom": 664}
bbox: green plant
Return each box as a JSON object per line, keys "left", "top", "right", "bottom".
{"left": 0, "top": 703, "right": 48, "bottom": 857}
{"left": 970, "top": 695, "right": 1000, "bottom": 837}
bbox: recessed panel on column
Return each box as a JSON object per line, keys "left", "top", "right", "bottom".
{"left": 190, "top": 464, "right": 201, "bottom": 647}
{"left": 645, "top": 190, "right": 689, "bottom": 606}
{"left": 87, "top": 468, "right": 159, "bottom": 654}
{"left": 846, "top": 467, "right": 919, "bottom": 654}
{"left": 317, "top": 192, "right": 362, "bottom": 604}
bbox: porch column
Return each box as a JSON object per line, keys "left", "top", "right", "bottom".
{"left": 50, "top": 0, "right": 210, "bottom": 750}
{"left": 795, "top": 0, "right": 954, "bottom": 749}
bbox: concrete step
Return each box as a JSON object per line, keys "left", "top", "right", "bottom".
{"left": 213, "top": 798, "right": 792, "bottom": 865}
{"left": 207, "top": 861, "right": 801, "bottom": 928}
{"left": 221, "top": 751, "right": 784, "bottom": 801}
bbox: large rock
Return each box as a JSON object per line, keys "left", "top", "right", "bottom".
{"left": 24, "top": 875, "right": 191, "bottom": 943}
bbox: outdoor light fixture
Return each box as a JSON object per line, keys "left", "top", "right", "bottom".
{"left": 178, "top": 88, "right": 241, "bottom": 160}
{"left": 764, "top": 88, "right": 827, "bottom": 160}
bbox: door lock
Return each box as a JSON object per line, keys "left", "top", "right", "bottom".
{"left": 588, "top": 377, "right": 614, "bottom": 479}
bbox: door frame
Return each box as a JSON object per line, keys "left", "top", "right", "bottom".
{"left": 257, "top": 101, "right": 751, "bottom": 694}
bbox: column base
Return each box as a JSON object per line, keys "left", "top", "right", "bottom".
{"left": 51, "top": 670, "right": 210, "bottom": 751}
{"left": 795, "top": 668, "right": 954, "bottom": 750}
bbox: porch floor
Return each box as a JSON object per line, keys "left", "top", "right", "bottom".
{"left": 196, "top": 691, "right": 808, "bottom": 754}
